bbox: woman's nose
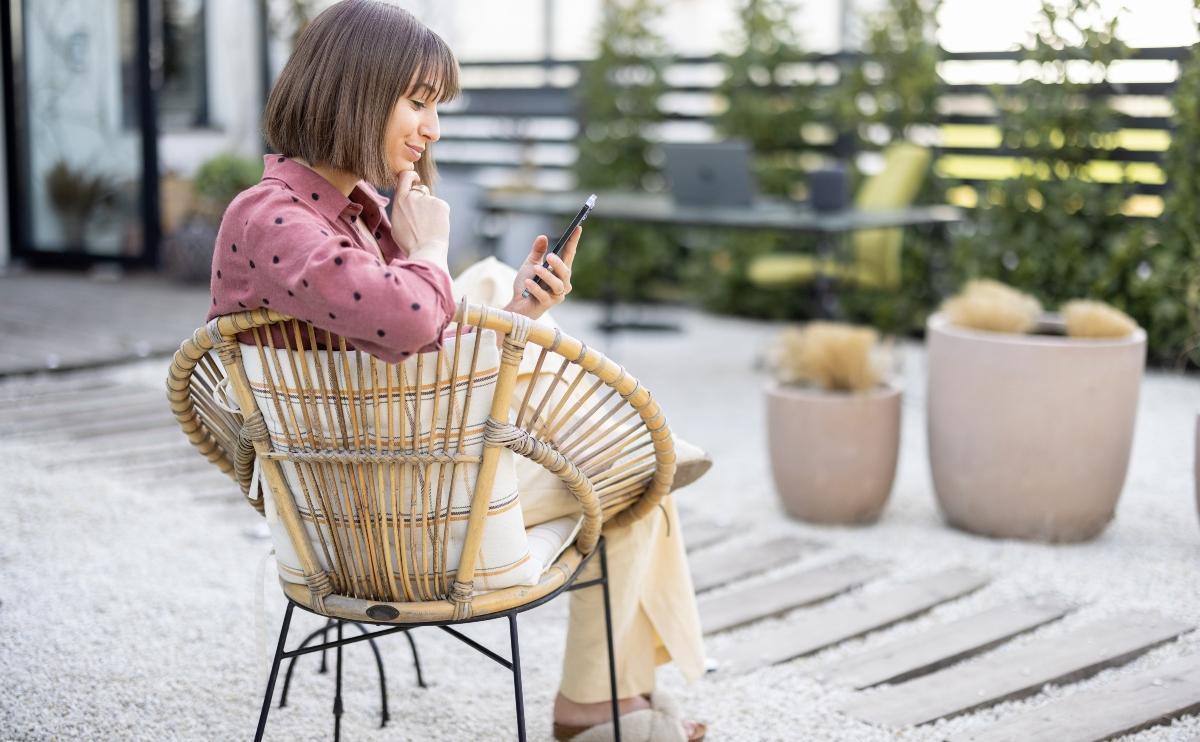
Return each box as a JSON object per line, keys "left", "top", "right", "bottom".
{"left": 420, "top": 112, "right": 440, "bottom": 143}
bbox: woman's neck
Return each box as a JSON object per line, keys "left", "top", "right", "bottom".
{"left": 295, "top": 158, "right": 358, "bottom": 196}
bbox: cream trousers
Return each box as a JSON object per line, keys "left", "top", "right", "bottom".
{"left": 452, "top": 257, "right": 706, "bottom": 702}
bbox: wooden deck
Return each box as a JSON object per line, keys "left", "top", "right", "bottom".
{"left": 0, "top": 269, "right": 211, "bottom": 377}
{"left": 681, "top": 508, "right": 1198, "bottom": 739}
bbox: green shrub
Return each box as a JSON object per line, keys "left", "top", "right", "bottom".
{"left": 1152, "top": 23, "right": 1200, "bottom": 368}
{"left": 944, "top": 0, "right": 1198, "bottom": 366}
{"left": 193, "top": 153, "right": 262, "bottom": 219}
{"left": 571, "top": 0, "right": 684, "bottom": 303}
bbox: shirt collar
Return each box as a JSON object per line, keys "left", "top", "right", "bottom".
{"left": 261, "top": 155, "right": 390, "bottom": 231}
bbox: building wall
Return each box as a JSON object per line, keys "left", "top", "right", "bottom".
{"left": 158, "top": 0, "right": 264, "bottom": 176}
{"left": 0, "top": 21, "right": 8, "bottom": 272}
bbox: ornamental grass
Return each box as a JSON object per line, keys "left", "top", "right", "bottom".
{"left": 770, "top": 322, "right": 887, "bottom": 393}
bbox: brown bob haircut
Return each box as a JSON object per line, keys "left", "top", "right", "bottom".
{"left": 264, "top": 0, "right": 459, "bottom": 189}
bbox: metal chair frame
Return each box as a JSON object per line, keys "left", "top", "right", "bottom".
{"left": 256, "top": 537, "right": 620, "bottom": 742}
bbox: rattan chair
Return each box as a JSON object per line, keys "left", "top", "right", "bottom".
{"left": 166, "top": 302, "right": 676, "bottom": 741}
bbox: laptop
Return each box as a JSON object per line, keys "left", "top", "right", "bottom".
{"left": 662, "top": 141, "right": 758, "bottom": 207}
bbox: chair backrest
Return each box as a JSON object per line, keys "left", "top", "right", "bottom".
{"left": 167, "top": 303, "right": 674, "bottom": 621}
{"left": 851, "top": 142, "right": 932, "bottom": 289}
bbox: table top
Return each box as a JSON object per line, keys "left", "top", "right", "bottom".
{"left": 482, "top": 190, "right": 964, "bottom": 233}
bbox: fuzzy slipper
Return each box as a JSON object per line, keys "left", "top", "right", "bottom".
{"left": 552, "top": 691, "right": 706, "bottom": 742}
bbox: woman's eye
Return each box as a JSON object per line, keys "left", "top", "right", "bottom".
{"left": 410, "top": 100, "right": 426, "bottom": 110}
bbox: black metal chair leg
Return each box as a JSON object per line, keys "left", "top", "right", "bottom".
{"left": 509, "top": 614, "right": 527, "bottom": 742}
{"left": 333, "top": 621, "right": 344, "bottom": 742}
{"left": 599, "top": 537, "right": 622, "bottom": 742}
{"left": 279, "top": 619, "right": 335, "bottom": 708}
{"left": 347, "top": 623, "right": 391, "bottom": 728}
{"left": 318, "top": 618, "right": 333, "bottom": 673}
{"left": 403, "top": 629, "right": 427, "bottom": 688}
{"left": 255, "top": 602, "right": 295, "bottom": 742}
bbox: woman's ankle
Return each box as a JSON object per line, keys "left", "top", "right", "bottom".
{"left": 553, "top": 691, "right": 650, "bottom": 726}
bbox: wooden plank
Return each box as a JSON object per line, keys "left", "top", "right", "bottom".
{"left": 820, "top": 595, "right": 1074, "bottom": 688}
{"left": 54, "top": 440, "right": 194, "bottom": 468}
{"left": 688, "top": 534, "right": 822, "bottom": 593}
{"left": 700, "top": 556, "right": 888, "bottom": 635}
{"left": 840, "top": 612, "right": 1192, "bottom": 728}
{"left": 681, "top": 516, "right": 733, "bottom": 552}
{"left": 719, "top": 567, "right": 989, "bottom": 675}
{"left": 0, "top": 397, "right": 168, "bottom": 434}
{"left": 951, "top": 652, "right": 1200, "bottom": 742}
{"left": 4, "top": 407, "right": 172, "bottom": 437}
{"left": 0, "top": 378, "right": 131, "bottom": 407}
{"left": 62, "top": 415, "right": 180, "bottom": 441}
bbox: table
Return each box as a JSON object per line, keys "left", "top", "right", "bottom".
{"left": 481, "top": 190, "right": 965, "bottom": 329}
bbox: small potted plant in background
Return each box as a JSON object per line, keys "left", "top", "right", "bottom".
{"left": 44, "top": 160, "right": 118, "bottom": 251}
{"left": 161, "top": 153, "right": 262, "bottom": 282}
{"left": 926, "top": 280, "right": 1146, "bottom": 542}
{"left": 765, "top": 322, "right": 901, "bottom": 524}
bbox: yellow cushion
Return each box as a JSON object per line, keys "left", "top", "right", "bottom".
{"left": 746, "top": 254, "right": 853, "bottom": 287}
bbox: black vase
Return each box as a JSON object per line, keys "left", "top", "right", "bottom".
{"left": 809, "top": 166, "right": 850, "bottom": 213}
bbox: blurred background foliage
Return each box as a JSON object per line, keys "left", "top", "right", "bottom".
{"left": 571, "top": 0, "right": 687, "bottom": 304}
{"left": 570, "top": 0, "right": 1198, "bottom": 367}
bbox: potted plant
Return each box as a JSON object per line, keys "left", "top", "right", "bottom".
{"left": 927, "top": 280, "right": 1146, "bottom": 542}
{"left": 161, "top": 153, "right": 262, "bottom": 282}
{"left": 764, "top": 322, "right": 900, "bottom": 524}
{"left": 44, "top": 160, "right": 118, "bottom": 251}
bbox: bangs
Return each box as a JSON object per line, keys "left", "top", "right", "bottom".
{"left": 408, "top": 30, "right": 460, "bottom": 103}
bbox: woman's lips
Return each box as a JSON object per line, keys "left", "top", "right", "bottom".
{"left": 407, "top": 145, "right": 423, "bottom": 160}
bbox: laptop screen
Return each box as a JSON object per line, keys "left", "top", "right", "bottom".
{"left": 661, "top": 141, "right": 757, "bottom": 207}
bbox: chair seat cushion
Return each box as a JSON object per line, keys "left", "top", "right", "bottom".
{"left": 747, "top": 253, "right": 846, "bottom": 287}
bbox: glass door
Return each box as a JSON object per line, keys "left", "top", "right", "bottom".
{"left": 4, "top": 0, "right": 157, "bottom": 266}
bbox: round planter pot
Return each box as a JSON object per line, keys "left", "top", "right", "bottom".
{"left": 926, "top": 312, "right": 1146, "bottom": 542}
{"left": 765, "top": 382, "right": 901, "bottom": 524}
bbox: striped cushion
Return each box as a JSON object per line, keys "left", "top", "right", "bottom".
{"left": 238, "top": 328, "right": 571, "bottom": 594}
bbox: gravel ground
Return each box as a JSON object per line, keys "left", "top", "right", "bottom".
{"left": 1, "top": 300, "right": 1198, "bottom": 741}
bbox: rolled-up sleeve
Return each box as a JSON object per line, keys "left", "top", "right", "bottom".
{"left": 217, "top": 191, "right": 456, "bottom": 363}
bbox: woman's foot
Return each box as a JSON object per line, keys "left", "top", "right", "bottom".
{"left": 553, "top": 692, "right": 704, "bottom": 740}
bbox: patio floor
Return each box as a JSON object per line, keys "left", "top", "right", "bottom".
{"left": 1, "top": 269, "right": 1199, "bottom": 740}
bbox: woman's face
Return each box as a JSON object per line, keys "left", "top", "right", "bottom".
{"left": 384, "top": 82, "right": 441, "bottom": 180}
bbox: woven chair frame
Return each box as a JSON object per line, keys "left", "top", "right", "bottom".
{"left": 167, "top": 302, "right": 675, "bottom": 623}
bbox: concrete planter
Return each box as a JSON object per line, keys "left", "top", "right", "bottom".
{"left": 926, "top": 312, "right": 1146, "bottom": 542}
{"left": 765, "top": 382, "right": 901, "bottom": 524}
{"left": 1195, "top": 414, "right": 1200, "bottom": 529}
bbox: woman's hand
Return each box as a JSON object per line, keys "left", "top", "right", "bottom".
{"left": 391, "top": 171, "right": 450, "bottom": 271}
{"left": 505, "top": 226, "right": 580, "bottom": 320}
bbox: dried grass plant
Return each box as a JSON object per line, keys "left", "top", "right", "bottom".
{"left": 941, "top": 279, "right": 1043, "bottom": 334}
{"left": 1062, "top": 300, "right": 1139, "bottom": 338}
{"left": 770, "top": 322, "right": 886, "bottom": 393}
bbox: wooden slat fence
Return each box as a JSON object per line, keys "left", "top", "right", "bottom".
{"left": 439, "top": 47, "right": 1188, "bottom": 200}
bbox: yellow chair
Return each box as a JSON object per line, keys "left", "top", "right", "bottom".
{"left": 747, "top": 142, "right": 932, "bottom": 291}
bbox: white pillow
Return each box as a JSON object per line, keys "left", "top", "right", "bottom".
{"left": 238, "top": 329, "right": 568, "bottom": 595}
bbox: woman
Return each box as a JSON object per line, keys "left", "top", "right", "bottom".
{"left": 208, "top": 2, "right": 706, "bottom": 740}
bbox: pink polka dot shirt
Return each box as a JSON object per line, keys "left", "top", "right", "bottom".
{"left": 206, "top": 155, "right": 456, "bottom": 363}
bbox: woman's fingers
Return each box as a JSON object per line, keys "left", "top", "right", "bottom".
{"left": 396, "top": 171, "right": 421, "bottom": 198}
{"left": 533, "top": 265, "right": 566, "bottom": 295}
{"left": 545, "top": 254, "right": 572, "bottom": 293}
{"left": 558, "top": 225, "right": 582, "bottom": 267}
{"left": 528, "top": 235, "right": 549, "bottom": 263}
{"left": 523, "top": 278, "right": 554, "bottom": 305}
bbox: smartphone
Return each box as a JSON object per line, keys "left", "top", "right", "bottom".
{"left": 521, "top": 193, "right": 596, "bottom": 299}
